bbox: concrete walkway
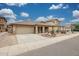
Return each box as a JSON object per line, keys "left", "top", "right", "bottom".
{"left": 0, "top": 33, "right": 79, "bottom": 56}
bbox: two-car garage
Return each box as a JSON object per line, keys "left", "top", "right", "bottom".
{"left": 15, "top": 25, "right": 34, "bottom": 34}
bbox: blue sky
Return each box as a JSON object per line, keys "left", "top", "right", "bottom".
{"left": 0, "top": 3, "right": 79, "bottom": 25}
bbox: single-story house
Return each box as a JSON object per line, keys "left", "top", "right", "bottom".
{"left": 8, "top": 19, "right": 62, "bottom": 34}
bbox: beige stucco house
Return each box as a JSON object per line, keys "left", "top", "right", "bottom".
{"left": 0, "top": 16, "right": 73, "bottom": 34}
{"left": 65, "top": 24, "right": 72, "bottom": 33}
{"left": 8, "top": 19, "right": 61, "bottom": 34}
{"left": 65, "top": 23, "right": 75, "bottom": 33}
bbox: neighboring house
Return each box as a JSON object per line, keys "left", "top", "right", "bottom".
{"left": 60, "top": 24, "right": 75, "bottom": 33}
{"left": 0, "top": 17, "right": 7, "bottom": 32}
{"left": 65, "top": 24, "right": 72, "bottom": 33}
{"left": 8, "top": 19, "right": 61, "bottom": 34}
{"left": 59, "top": 26, "right": 66, "bottom": 31}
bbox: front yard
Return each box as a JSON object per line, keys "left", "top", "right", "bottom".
{"left": 0, "top": 32, "right": 79, "bottom": 55}
{"left": 0, "top": 32, "right": 17, "bottom": 48}
{"left": 0, "top": 32, "right": 77, "bottom": 48}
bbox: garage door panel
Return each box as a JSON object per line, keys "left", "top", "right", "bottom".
{"left": 16, "top": 25, "right": 34, "bottom": 34}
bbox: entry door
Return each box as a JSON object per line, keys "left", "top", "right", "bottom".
{"left": 38, "top": 27, "right": 42, "bottom": 33}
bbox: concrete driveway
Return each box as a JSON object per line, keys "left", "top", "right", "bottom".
{"left": 16, "top": 34, "right": 49, "bottom": 44}
{"left": 18, "top": 35, "right": 79, "bottom": 56}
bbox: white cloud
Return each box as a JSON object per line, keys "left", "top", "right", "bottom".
{"left": 49, "top": 4, "right": 63, "bottom": 10}
{"left": 49, "top": 4, "right": 69, "bottom": 10}
{"left": 0, "top": 9, "right": 30, "bottom": 23}
{"left": 73, "top": 10, "right": 79, "bottom": 18}
{"left": 58, "top": 18, "right": 65, "bottom": 21}
{"left": 65, "top": 23, "right": 71, "bottom": 25}
{"left": 70, "top": 19, "right": 79, "bottom": 23}
{"left": 47, "top": 16, "right": 64, "bottom": 21}
{"left": 47, "top": 15, "right": 54, "bottom": 19}
{"left": 6, "top": 3, "right": 27, "bottom": 7}
{"left": 0, "top": 8, "right": 16, "bottom": 19}
{"left": 47, "top": 15, "right": 64, "bottom": 21}
{"left": 35, "top": 16, "right": 48, "bottom": 22}
{"left": 20, "top": 12, "right": 29, "bottom": 17}
{"left": 35, "top": 15, "right": 65, "bottom": 22}
{"left": 63, "top": 5, "right": 69, "bottom": 9}
{"left": 70, "top": 10, "right": 79, "bottom": 24}
{"left": 0, "top": 8, "right": 17, "bottom": 23}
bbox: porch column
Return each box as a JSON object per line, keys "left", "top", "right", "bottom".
{"left": 13, "top": 25, "right": 16, "bottom": 34}
{"left": 42, "top": 26, "right": 45, "bottom": 33}
{"left": 35, "top": 26, "right": 38, "bottom": 34}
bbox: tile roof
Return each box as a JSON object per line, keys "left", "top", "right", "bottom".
{"left": 9, "top": 19, "right": 60, "bottom": 26}
{"left": 10, "top": 21, "right": 35, "bottom": 25}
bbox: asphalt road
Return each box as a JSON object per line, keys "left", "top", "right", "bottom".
{"left": 18, "top": 36, "right": 79, "bottom": 56}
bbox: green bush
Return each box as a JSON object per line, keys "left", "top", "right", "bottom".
{"left": 73, "top": 22, "right": 79, "bottom": 31}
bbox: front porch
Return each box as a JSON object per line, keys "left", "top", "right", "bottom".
{"left": 34, "top": 26, "right": 49, "bottom": 34}
{"left": 34, "top": 25, "right": 61, "bottom": 34}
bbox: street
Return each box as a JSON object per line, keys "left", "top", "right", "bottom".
{"left": 18, "top": 36, "right": 79, "bottom": 56}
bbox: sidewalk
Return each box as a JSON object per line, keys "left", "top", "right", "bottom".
{"left": 0, "top": 33, "right": 79, "bottom": 56}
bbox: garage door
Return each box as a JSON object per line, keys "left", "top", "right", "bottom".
{"left": 16, "top": 25, "right": 34, "bottom": 34}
